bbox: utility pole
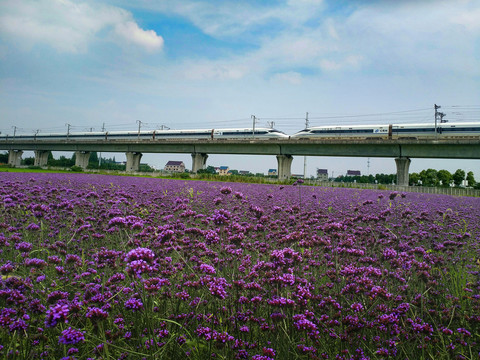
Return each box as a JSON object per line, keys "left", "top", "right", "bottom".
{"left": 65, "top": 123, "right": 71, "bottom": 140}
{"left": 251, "top": 115, "right": 257, "bottom": 138}
{"left": 434, "top": 104, "right": 447, "bottom": 138}
{"left": 303, "top": 112, "right": 309, "bottom": 179}
{"left": 34, "top": 129, "right": 40, "bottom": 141}
{"left": 159, "top": 125, "right": 170, "bottom": 130}
{"left": 136, "top": 120, "right": 142, "bottom": 139}
{"left": 367, "top": 158, "right": 370, "bottom": 176}
{"left": 12, "top": 126, "right": 17, "bottom": 138}
{"left": 99, "top": 122, "right": 105, "bottom": 166}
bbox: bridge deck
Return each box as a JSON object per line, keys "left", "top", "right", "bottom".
{"left": 1, "top": 138, "right": 479, "bottom": 159}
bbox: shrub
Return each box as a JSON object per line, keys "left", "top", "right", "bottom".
{"left": 70, "top": 165, "right": 83, "bottom": 172}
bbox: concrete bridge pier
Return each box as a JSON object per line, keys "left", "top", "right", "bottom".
{"left": 8, "top": 150, "right": 23, "bottom": 167}
{"left": 277, "top": 154, "right": 293, "bottom": 180}
{"left": 126, "top": 152, "right": 142, "bottom": 172}
{"left": 191, "top": 153, "right": 208, "bottom": 173}
{"left": 395, "top": 157, "right": 411, "bottom": 186}
{"left": 34, "top": 150, "right": 49, "bottom": 167}
{"left": 75, "top": 151, "right": 91, "bottom": 169}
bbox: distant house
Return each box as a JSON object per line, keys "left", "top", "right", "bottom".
{"left": 268, "top": 169, "right": 277, "bottom": 176}
{"left": 317, "top": 169, "right": 328, "bottom": 181}
{"left": 164, "top": 161, "right": 185, "bottom": 173}
{"left": 239, "top": 170, "right": 251, "bottom": 176}
{"left": 292, "top": 174, "right": 304, "bottom": 179}
{"left": 347, "top": 170, "right": 361, "bottom": 176}
{"left": 218, "top": 166, "right": 229, "bottom": 176}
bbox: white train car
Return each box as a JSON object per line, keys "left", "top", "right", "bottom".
{"left": 391, "top": 123, "right": 436, "bottom": 139}
{"left": 433, "top": 122, "right": 480, "bottom": 138}
{"left": 292, "top": 125, "right": 392, "bottom": 139}
{"left": 214, "top": 128, "right": 288, "bottom": 139}
{"left": 292, "top": 122, "right": 480, "bottom": 140}
{"left": 0, "top": 128, "right": 289, "bottom": 141}
{"left": 392, "top": 122, "right": 480, "bottom": 139}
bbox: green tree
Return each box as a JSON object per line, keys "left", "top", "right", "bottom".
{"left": 466, "top": 171, "right": 476, "bottom": 187}
{"left": 419, "top": 169, "right": 439, "bottom": 186}
{"left": 437, "top": 169, "right": 452, "bottom": 187}
{"left": 409, "top": 172, "right": 420, "bottom": 186}
{"left": 452, "top": 169, "right": 466, "bottom": 187}
{"left": 89, "top": 152, "right": 99, "bottom": 167}
{"left": 139, "top": 164, "right": 154, "bottom": 172}
{"left": 197, "top": 166, "right": 216, "bottom": 174}
{"left": 47, "top": 153, "right": 74, "bottom": 167}
{"left": 22, "top": 157, "right": 35, "bottom": 166}
{"left": 0, "top": 152, "right": 9, "bottom": 164}
{"left": 375, "top": 173, "right": 396, "bottom": 185}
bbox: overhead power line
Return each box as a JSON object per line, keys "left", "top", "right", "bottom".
{"left": 260, "top": 107, "right": 431, "bottom": 121}
{"left": 1, "top": 106, "right": 478, "bottom": 135}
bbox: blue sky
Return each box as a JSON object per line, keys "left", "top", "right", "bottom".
{"left": 1, "top": 0, "right": 479, "bottom": 178}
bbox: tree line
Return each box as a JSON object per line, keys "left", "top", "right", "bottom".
{"left": 409, "top": 169, "right": 475, "bottom": 187}
{"left": 197, "top": 165, "right": 266, "bottom": 177}
{"left": 334, "top": 169, "right": 477, "bottom": 188}
{"left": 0, "top": 151, "right": 154, "bottom": 172}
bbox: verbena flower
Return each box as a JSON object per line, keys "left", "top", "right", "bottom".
{"left": 15, "top": 242, "right": 33, "bottom": 252}
{"left": 125, "top": 247, "right": 155, "bottom": 263}
{"left": 58, "top": 327, "right": 85, "bottom": 345}
{"left": 124, "top": 297, "right": 143, "bottom": 311}
{"left": 85, "top": 307, "right": 108, "bottom": 320}
{"left": 45, "top": 304, "right": 69, "bottom": 327}
{"left": 199, "top": 263, "right": 216, "bottom": 274}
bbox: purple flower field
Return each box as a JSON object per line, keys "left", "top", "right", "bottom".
{"left": 1, "top": 172, "right": 479, "bottom": 359}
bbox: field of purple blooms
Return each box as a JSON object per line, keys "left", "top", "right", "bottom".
{"left": 0, "top": 172, "right": 479, "bottom": 359}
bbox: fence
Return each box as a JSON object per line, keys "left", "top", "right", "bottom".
{"left": 304, "top": 180, "right": 480, "bottom": 197}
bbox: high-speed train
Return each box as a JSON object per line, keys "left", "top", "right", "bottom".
{"left": 292, "top": 122, "right": 480, "bottom": 139}
{"left": 0, "top": 128, "right": 289, "bottom": 141}
{"left": 1, "top": 123, "right": 479, "bottom": 141}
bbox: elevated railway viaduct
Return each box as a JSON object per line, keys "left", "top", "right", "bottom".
{"left": 2, "top": 138, "right": 479, "bottom": 186}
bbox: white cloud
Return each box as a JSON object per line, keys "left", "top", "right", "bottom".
{"left": 126, "top": 0, "right": 325, "bottom": 39}
{"left": 0, "top": 0, "right": 163, "bottom": 53}
{"left": 271, "top": 71, "right": 303, "bottom": 85}
{"left": 183, "top": 62, "right": 247, "bottom": 80}
{"left": 319, "top": 59, "right": 341, "bottom": 71}
{"left": 325, "top": 19, "right": 340, "bottom": 40}
{"left": 319, "top": 55, "right": 363, "bottom": 72}
{"left": 79, "top": 0, "right": 479, "bottom": 83}
{"left": 451, "top": 8, "right": 480, "bottom": 31}
{"left": 114, "top": 21, "right": 163, "bottom": 52}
